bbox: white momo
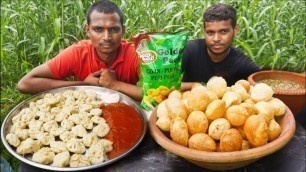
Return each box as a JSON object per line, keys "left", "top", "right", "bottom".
{"left": 91, "top": 116, "right": 106, "bottom": 124}
{"left": 68, "top": 114, "right": 81, "bottom": 125}
{"left": 32, "top": 147, "right": 55, "bottom": 165}
{"left": 16, "top": 138, "right": 41, "bottom": 154}
{"left": 61, "top": 119, "right": 75, "bottom": 130}
{"left": 99, "top": 139, "right": 113, "bottom": 153}
{"left": 82, "top": 133, "right": 99, "bottom": 147}
{"left": 11, "top": 121, "right": 26, "bottom": 132}
{"left": 92, "top": 123, "right": 110, "bottom": 137}
{"left": 69, "top": 154, "right": 91, "bottom": 167}
{"left": 54, "top": 112, "right": 68, "bottom": 122}
{"left": 80, "top": 116, "right": 93, "bottom": 129}
{"left": 14, "top": 129, "right": 29, "bottom": 141}
{"left": 66, "top": 138, "right": 86, "bottom": 154}
{"left": 86, "top": 142, "right": 105, "bottom": 165}
{"left": 43, "top": 120, "right": 58, "bottom": 132}
{"left": 28, "top": 128, "right": 43, "bottom": 139}
{"left": 71, "top": 124, "right": 87, "bottom": 137}
{"left": 6, "top": 133, "right": 20, "bottom": 147}
{"left": 28, "top": 120, "right": 43, "bottom": 131}
{"left": 90, "top": 108, "right": 102, "bottom": 116}
{"left": 60, "top": 131, "right": 77, "bottom": 142}
{"left": 50, "top": 127, "right": 65, "bottom": 137}
{"left": 50, "top": 140, "right": 67, "bottom": 153}
{"left": 36, "top": 132, "right": 55, "bottom": 145}
{"left": 53, "top": 151, "right": 70, "bottom": 167}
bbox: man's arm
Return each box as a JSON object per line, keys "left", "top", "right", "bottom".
{"left": 17, "top": 63, "right": 101, "bottom": 94}
{"left": 98, "top": 69, "right": 142, "bottom": 101}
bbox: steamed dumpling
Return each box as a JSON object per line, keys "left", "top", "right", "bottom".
{"left": 36, "top": 132, "right": 55, "bottom": 146}
{"left": 66, "top": 138, "right": 86, "bottom": 154}
{"left": 92, "top": 123, "right": 110, "bottom": 137}
{"left": 53, "top": 151, "right": 70, "bottom": 167}
{"left": 6, "top": 133, "right": 20, "bottom": 147}
{"left": 60, "top": 131, "right": 77, "bottom": 142}
{"left": 32, "top": 147, "right": 55, "bottom": 165}
{"left": 86, "top": 142, "right": 105, "bottom": 165}
{"left": 82, "top": 133, "right": 99, "bottom": 147}
{"left": 71, "top": 124, "right": 87, "bottom": 138}
{"left": 16, "top": 138, "right": 42, "bottom": 154}
{"left": 50, "top": 141, "right": 67, "bottom": 153}
{"left": 69, "top": 154, "right": 91, "bottom": 167}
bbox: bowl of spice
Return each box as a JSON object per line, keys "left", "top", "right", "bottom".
{"left": 248, "top": 70, "right": 305, "bottom": 115}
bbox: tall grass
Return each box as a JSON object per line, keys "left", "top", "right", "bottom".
{"left": 1, "top": 0, "right": 305, "bottom": 170}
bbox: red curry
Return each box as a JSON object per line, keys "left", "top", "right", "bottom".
{"left": 101, "top": 103, "right": 143, "bottom": 159}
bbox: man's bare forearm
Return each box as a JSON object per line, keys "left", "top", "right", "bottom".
{"left": 113, "top": 81, "right": 142, "bottom": 102}
{"left": 17, "top": 77, "right": 87, "bottom": 94}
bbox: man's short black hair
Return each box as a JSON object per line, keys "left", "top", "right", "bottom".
{"left": 86, "top": 0, "right": 124, "bottom": 26}
{"left": 203, "top": 3, "right": 237, "bottom": 28}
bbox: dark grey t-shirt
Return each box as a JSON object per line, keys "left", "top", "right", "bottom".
{"left": 182, "top": 39, "right": 260, "bottom": 86}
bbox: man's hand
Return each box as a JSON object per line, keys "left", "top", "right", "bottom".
{"left": 99, "top": 69, "right": 118, "bottom": 89}
{"left": 83, "top": 70, "right": 102, "bottom": 86}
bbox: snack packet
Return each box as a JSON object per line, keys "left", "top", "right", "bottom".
{"left": 133, "top": 31, "right": 189, "bottom": 110}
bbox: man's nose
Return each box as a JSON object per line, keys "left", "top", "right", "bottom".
{"left": 102, "top": 30, "right": 111, "bottom": 40}
{"left": 213, "top": 33, "right": 221, "bottom": 41}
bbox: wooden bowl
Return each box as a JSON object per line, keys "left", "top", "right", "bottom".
{"left": 248, "top": 70, "right": 305, "bottom": 115}
{"left": 149, "top": 107, "right": 295, "bottom": 170}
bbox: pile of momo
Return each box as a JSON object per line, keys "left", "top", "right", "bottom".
{"left": 156, "top": 76, "right": 287, "bottom": 152}
{"left": 6, "top": 89, "right": 113, "bottom": 167}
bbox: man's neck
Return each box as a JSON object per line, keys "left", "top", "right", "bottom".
{"left": 207, "top": 48, "right": 230, "bottom": 62}
{"left": 97, "top": 51, "right": 119, "bottom": 67}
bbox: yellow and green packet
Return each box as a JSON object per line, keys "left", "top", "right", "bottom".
{"left": 133, "top": 31, "right": 189, "bottom": 110}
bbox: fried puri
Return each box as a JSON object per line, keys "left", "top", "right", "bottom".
{"left": 166, "top": 98, "right": 188, "bottom": 121}
{"left": 157, "top": 101, "right": 168, "bottom": 118}
{"left": 186, "top": 111, "right": 208, "bottom": 135}
{"left": 222, "top": 91, "right": 242, "bottom": 108}
{"left": 225, "top": 105, "right": 249, "bottom": 126}
{"left": 188, "top": 133, "right": 216, "bottom": 152}
{"left": 170, "top": 117, "right": 189, "bottom": 146}
{"left": 205, "top": 100, "right": 226, "bottom": 120}
{"left": 208, "top": 118, "right": 231, "bottom": 140}
{"left": 187, "top": 88, "right": 210, "bottom": 111}
{"left": 240, "top": 103, "right": 257, "bottom": 116}
{"left": 168, "top": 90, "right": 183, "bottom": 99}
{"left": 268, "top": 119, "right": 281, "bottom": 141}
{"left": 231, "top": 83, "right": 249, "bottom": 101}
{"left": 268, "top": 98, "right": 286, "bottom": 116}
{"left": 235, "top": 80, "right": 251, "bottom": 92}
{"left": 220, "top": 129, "right": 243, "bottom": 152}
{"left": 244, "top": 115, "right": 268, "bottom": 147}
{"left": 156, "top": 115, "right": 172, "bottom": 132}
{"left": 207, "top": 76, "right": 227, "bottom": 98}
{"left": 255, "top": 101, "right": 275, "bottom": 121}
{"left": 250, "top": 83, "right": 274, "bottom": 102}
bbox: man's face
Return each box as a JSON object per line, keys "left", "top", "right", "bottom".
{"left": 86, "top": 11, "right": 124, "bottom": 57}
{"left": 204, "top": 20, "right": 238, "bottom": 58}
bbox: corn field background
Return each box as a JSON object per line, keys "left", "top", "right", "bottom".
{"left": 1, "top": 0, "right": 305, "bottom": 170}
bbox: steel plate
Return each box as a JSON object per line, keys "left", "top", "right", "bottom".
{"left": 1, "top": 86, "right": 147, "bottom": 171}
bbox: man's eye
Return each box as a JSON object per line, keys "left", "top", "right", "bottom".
{"left": 94, "top": 28, "right": 103, "bottom": 32}
{"left": 221, "top": 30, "right": 227, "bottom": 34}
{"left": 110, "top": 28, "right": 120, "bottom": 33}
{"left": 206, "top": 31, "right": 213, "bottom": 35}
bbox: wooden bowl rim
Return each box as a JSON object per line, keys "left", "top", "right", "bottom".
{"left": 248, "top": 70, "right": 306, "bottom": 95}
{"left": 149, "top": 107, "right": 296, "bottom": 163}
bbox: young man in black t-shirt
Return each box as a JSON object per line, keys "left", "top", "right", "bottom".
{"left": 181, "top": 3, "right": 260, "bottom": 90}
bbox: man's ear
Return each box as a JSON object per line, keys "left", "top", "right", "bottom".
{"left": 234, "top": 24, "right": 239, "bottom": 37}
{"left": 85, "top": 24, "right": 90, "bottom": 37}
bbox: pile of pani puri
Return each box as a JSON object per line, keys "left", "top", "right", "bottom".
{"left": 156, "top": 76, "right": 287, "bottom": 152}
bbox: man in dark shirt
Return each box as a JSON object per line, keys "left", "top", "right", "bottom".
{"left": 181, "top": 3, "right": 260, "bottom": 89}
